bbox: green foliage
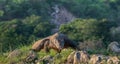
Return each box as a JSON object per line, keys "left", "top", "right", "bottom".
{"left": 58, "top": 0, "right": 120, "bottom": 22}
{"left": 60, "top": 18, "right": 115, "bottom": 42}
{"left": 110, "top": 26, "right": 120, "bottom": 41}
{"left": 0, "top": 0, "right": 119, "bottom": 58}
{"left": 0, "top": 0, "right": 52, "bottom": 20}
{"left": 0, "top": 10, "right": 4, "bottom": 16}
{"left": 0, "top": 15, "right": 54, "bottom": 52}
{"left": 0, "top": 0, "right": 120, "bottom": 21}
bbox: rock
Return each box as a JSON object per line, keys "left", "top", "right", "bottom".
{"left": 7, "top": 49, "right": 22, "bottom": 59}
{"left": 79, "top": 51, "right": 90, "bottom": 63}
{"left": 108, "top": 41, "right": 120, "bottom": 53}
{"left": 36, "top": 55, "right": 54, "bottom": 64}
{"left": 89, "top": 54, "right": 104, "bottom": 64}
{"left": 25, "top": 50, "right": 38, "bottom": 64}
{"left": 42, "top": 55, "right": 54, "bottom": 64}
{"left": 107, "top": 56, "right": 120, "bottom": 64}
{"left": 31, "top": 32, "right": 79, "bottom": 53}
{"left": 73, "top": 51, "right": 81, "bottom": 64}
{"left": 66, "top": 51, "right": 75, "bottom": 64}
{"left": 66, "top": 50, "right": 90, "bottom": 64}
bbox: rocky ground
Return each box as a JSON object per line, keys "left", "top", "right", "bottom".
{"left": 2, "top": 41, "right": 120, "bottom": 64}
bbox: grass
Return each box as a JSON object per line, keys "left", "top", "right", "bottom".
{"left": 0, "top": 44, "right": 32, "bottom": 64}
{"left": 0, "top": 45, "right": 120, "bottom": 64}
{"left": 37, "top": 49, "right": 74, "bottom": 64}
{"left": 0, "top": 44, "right": 74, "bottom": 64}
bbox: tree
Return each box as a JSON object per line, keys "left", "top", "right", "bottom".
{"left": 59, "top": 18, "right": 115, "bottom": 42}
{"left": 0, "top": 15, "right": 54, "bottom": 52}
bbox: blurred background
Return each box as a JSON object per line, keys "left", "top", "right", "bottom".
{"left": 0, "top": 0, "right": 120, "bottom": 62}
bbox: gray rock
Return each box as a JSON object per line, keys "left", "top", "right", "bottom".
{"left": 36, "top": 55, "right": 54, "bottom": 64}
{"left": 108, "top": 41, "right": 120, "bottom": 53}
{"left": 25, "top": 50, "right": 38, "bottom": 64}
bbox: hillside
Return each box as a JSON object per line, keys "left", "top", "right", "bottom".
{"left": 0, "top": 0, "right": 120, "bottom": 64}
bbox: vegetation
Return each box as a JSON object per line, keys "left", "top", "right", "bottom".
{"left": 0, "top": 0, "right": 120, "bottom": 64}
{"left": 59, "top": 18, "right": 116, "bottom": 48}
{"left": 0, "top": 15, "right": 54, "bottom": 52}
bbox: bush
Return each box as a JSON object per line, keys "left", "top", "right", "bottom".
{"left": 79, "top": 39, "right": 104, "bottom": 50}
{"left": 0, "top": 0, "right": 52, "bottom": 20}
{"left": 110, "top": 26, "right": 120, "bottom": 41}
{"left": 0, "top": 15, "right": 54, "bottom": 52}
{"left": 59, "top": 18, "right": 115, "bottom": 42}
{"left": 0, "top": 10, "right": 4, "bottom": 17}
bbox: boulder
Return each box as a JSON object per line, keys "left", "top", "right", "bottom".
{"left": 107, "top": 56, "right": 120, "bottom": 64}
{"left": 66, "top": 51, "right": 75, "bottom": 64}
{"left": 108, "top": 41, "right": 120, "bottom": 53}
{"left": 25, "top": 50, "right": 38, "bottom": 64}
{"left": 89, "top": 54, "right": 104, "bottom": 64}
{"left": 36, "top": 55, "right": 54, "bottom": 64}
{"left": 66, "top": 51, "right": 90, "bottom": 64}
{"left": 73, "top": 51, "right": 81, "bottom": 64}
{"left": 79, "top": 51, "right": 90, "bottom": 63}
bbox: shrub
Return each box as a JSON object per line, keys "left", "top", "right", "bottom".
{"left": 110, "top": 26, "right": 120, "bottom": 41}
{"left": 0, "top": 15, "right": 54, "bottom": 52}
{"left": 79, "top": 39, "right": 103, "bottom": 50}
{"left": 0, "top": 10, "right": 4, "bottom": 17}
{"left": 60, "top": 19, "right": 112, "bottom": 41}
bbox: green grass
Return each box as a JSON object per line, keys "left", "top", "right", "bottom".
{"left": 36, "top": 49, "right": 74, "bottom": 64}
{"left": 0, "top": 44, "right": 32, "bottom": 64}
{"left": 0, "top": 45, "right": 119, "bottom": 64}
{"left": 0, "top": 44, "right": 74, "bottom": 64}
